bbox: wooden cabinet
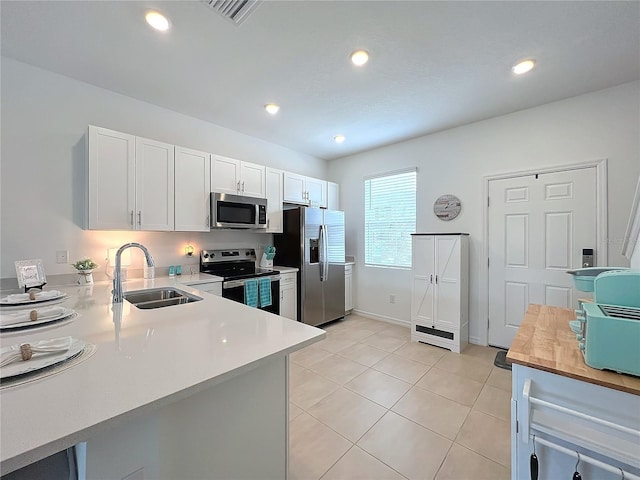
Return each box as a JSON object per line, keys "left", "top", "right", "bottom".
{"left": 345, "top": 263, "right": 353, "bottom": 314}
{"left": 283, "top": 172, "right": 327, "bottom": 208}
{"left": 279, "top": 272, "right": 297, "bottom": 321}
{"left": 411, "top": 234, "right": 469, "bottom": 353}
{"left": 88, "top": 126, "right": 174, "bottom": 231}
{"left": 327, "top": 182, "right": 339, "bottom": 210}
{"left": 211, "top": 155, "right": 266, "bottom": 198}
{"left": 266, "top": 168, "right": 283, "bottom": 233}
{"left": 174, "top": 146, "right": 211, "bottom": 232}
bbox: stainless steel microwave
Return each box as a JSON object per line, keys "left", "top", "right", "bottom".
{"left": 210, "top": 192, "right": 267, "bottom": 229}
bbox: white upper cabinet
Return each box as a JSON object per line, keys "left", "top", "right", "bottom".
{"left": 175, "top": 146, "right": 211, "bottom": 232}
{"left": 266, "top": 167, "right": 283, "bottom": 233}
{"left": 88, "top": 126, "right": 136, "bottom": 230}
{"left": 283, "top": 172, "right": 327, "bottom": 208}
{"left": 327, "top": 182, "right": 339, "bottom": 210}
{"left": 211, "top": 155, "right": 266, "bottom": 198}
{"left": 135, "top": 137, "right": 175, "bottom": 231}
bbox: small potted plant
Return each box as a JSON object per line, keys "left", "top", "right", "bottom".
{"left": 72, "top": 258, "right": 98, "bottom": 284}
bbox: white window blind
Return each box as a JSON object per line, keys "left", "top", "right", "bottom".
{"left": 365, "top": 169, "right": 417, "bottom": 268}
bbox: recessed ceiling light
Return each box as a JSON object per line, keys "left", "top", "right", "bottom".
{"left": 512, "top": 59, "right": 536, "bottom": 75}
{"left": 264, "top": 103, "right": 280, "bottom": 115}
{"left": 350, "top": 50, "right": 369, "bottom": 67}
{"left": 145, "top": 11, "right": 170, "bottom": 31}
{"left": 334, "top": 135, "right": 346, "bottom": 143}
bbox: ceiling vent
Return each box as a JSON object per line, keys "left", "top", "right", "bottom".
{"left": 201, "top": 0, "right": 263, "bottom": 25}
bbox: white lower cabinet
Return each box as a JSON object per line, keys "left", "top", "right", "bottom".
{"left": 411, "top": 234, "right": 469, "bottom": 353}
{"left": 279, "top": 272, "right": 297, "bottom": 321}
{"left": 345, "top": 264, "right": 353, "bottom": 314}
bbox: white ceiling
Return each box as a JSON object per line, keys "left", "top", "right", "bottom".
{"left": 2, "top": 1, "right": 639, "bottom": 160}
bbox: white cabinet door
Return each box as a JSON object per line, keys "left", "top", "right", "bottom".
{"left": 434, "top": 236, "right": 462, "bottom": 331}
{"left": 266, "top": 168, "right": 283, "bottom": 233}
{"left": 88, "top": 126, "right": 136, "bottom": 230}
{"left": 306, "top": 177, "right": 327, "bottom": 208}
{"left": 327, "top": 182, "right": 340, "bottom": 211}
{"left": 240, "top": 161, "right": 266, "bottom": 198}
{"left": 175, "top": 146, "right": 211, "bottom": 232}
{"left": 411, "top": 235, "right": 435, "bottom": 327}
{"left": 345, "top": 265, "right": 353, "bottom": 313}
{"left": 280, "top": 273, "right": 297, "bottom": 321}
{"left": 135, "top": 137, "right": 175, "bottom": 231}
{"left": 211, "top": 154, "right": 240, "bottom": 195}
{"left": 283, "top": 172, "right": 307, "bottom": 204}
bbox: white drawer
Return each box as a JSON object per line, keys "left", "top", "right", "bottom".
{"left": 280, "top": 273, "right": 296, "bottom": 285}
{"left": 345, "top": 264, "right": 353, "bottom": 274}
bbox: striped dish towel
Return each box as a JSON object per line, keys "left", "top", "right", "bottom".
{"left": 258, "top": 277, "right": 272, "bottom": 308}
{"left": 244, "top": 279, "right": 258, "bottom": 308}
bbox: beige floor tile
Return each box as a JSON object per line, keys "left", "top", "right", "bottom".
{"left": 435, "top": 443, "right": 510, "bottom": 480}
{"left": 416, "top": 367, "right": 484, "bottom": 406}
{"left": 456, "top": 410, "right": 511, "bottom": 467}
{"left": 345, "top": 316, "right": 391, "bottom": 332}
{"left": 307, "top": 387, "right": 387, "bottom": 442}
{"left": 378, "top": 323, "right": 411, "bottom": 340}
{"left": 290, "top": 363, "right": 309, "bottom": 389}
{"left": 338, "top": 342, "right": 390, "bottom": 367}
{"left": 462, "top": 344, "right": 503, "bottom": 365}
{"left": 372, "top": 354, "right": 431, "bottom": 384}
{"left": 290, "top": 412, "right": 352, "bottom": 480}
{"left": 310, "top": 354, "right": 369, "bottom": 385}
{"left": 291, "top": 345, "right": 334, "bottom": 368}
{"left": 362, "top": 332, "right": 408, "bottom": 352}
{"left": 472, "top": 384, "right": 511, "bottom": 422}
{"left": 290, "top": 402, "right": 304, "bottom": 422}
{"left": 345, "top": 369, "right": 412, "bottom": 408}
{"left": 321, "top": 446, "right": 406, "bottom": 480}
{"left": 291, "top": 369, "right": 341, "bottom": 410}
{"left": 393, "top": 342, "right": 447, "bottom": 366}
{"left": 358, "top": 411, "right": 451, "bottom": 480}
{"left": 318, "top": 333, "right": 359, "bottom": 354}
{"left": 392, "top": 386, "right": 470, "bottom": 440}
{"left": 434, "top": 352, "right": 492, "bottom": 383}
{"left": 486, "top": 366, "right": 512, "bottom": 392}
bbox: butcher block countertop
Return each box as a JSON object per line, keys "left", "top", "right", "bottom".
{"left": 506, "top": 304, "right": 640, "bottom": 396}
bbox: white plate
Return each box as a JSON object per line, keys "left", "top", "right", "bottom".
{"left": 0, "top": 338, "right": 85, "bottom": 379}
{"left": 0, "top": 308, "right": 76, "bottom": 331}
{"left": 0, "top": 292, "right": 68, "bottom": 306}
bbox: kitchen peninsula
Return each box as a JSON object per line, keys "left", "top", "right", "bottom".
{"left": 507, "top": 305, "right": 640, "bottom": 480}
{"left": 0, "top": 277, "right": 325, "bottom": 478}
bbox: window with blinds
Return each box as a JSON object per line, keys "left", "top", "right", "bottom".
{"left": 364, "top": 168, "right": 417, "bottom": 268}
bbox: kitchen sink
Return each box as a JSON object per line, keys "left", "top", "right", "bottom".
{"left": 124, "top": 288, "right": 202, "bottom": 309}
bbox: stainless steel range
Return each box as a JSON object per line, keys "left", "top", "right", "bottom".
{"left": 200, "top": 249, "right": 280, "bottom": 314}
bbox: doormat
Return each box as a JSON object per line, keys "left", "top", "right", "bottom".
{"left": 494, "top": 349, "right": 512, "bottom": 371}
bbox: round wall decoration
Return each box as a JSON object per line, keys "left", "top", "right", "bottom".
{"left": 433, "top": 194, "right": 462, "bottom": 221}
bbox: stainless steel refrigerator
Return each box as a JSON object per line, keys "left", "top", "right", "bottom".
{"left": 274, "top": 207, "right": 345, "bottom": 326}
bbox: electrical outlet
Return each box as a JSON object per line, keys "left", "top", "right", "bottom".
{"left": 56, "top": 250, "right": 69, "bottom": 264}
{"left": 389, "top": 294, "right": 396, "bottom": 304}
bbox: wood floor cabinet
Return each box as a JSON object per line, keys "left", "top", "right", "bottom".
{"left": 411, "top": 233, "right": 469, "bottom": 353}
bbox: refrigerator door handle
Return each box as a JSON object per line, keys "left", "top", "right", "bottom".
{"left": 319, "top": 225, "right": 325, "bottom": 281}
{"left": 322, "top": 224, "right": 329, "bottom": 281}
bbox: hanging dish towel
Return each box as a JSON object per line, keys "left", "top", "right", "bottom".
{"left": 258, "top": 277, "right": 272, "bottom": 308}
{"left": 244, "top": 279, "right": 258, "bottom": 308}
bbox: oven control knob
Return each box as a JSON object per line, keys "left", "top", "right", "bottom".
{"left": 203, "top": 253, "right": 209, "bottom": 259}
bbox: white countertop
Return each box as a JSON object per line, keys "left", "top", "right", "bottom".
{"left": 0, "top": 277, "right": 324, "bottom": 472}
{"left": 273, "top": 266, "right": 299, "bottom": 274}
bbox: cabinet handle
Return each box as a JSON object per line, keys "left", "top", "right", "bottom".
{"left": 206, "top": 215, "right": 210, "bottom": 227}
{"left": 138, "top": 211, "right": 142, "bottom": 225}
{"left": 242, "top": 181, "right": 245, "bottom": 193}
{"left": 435, "top": 275, "right": 438, "bottom": 284}
{"left": 130, "top": 211, "right": 134, "bottom": 226}
{"left": 267, "top": 219, "right": 270, "bottom": 229}
{"left": 237, "top": 181, "right": 240, "bottom": 193}
{"left": 430, "top": 274, "right": 433, "bottom": 283}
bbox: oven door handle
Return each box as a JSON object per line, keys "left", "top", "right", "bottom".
{"left": 223, "top": 276, "right": 281, "bottom": 289}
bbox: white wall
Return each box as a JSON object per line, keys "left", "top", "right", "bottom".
{"left": 0, "top": 58, "right": 327, "bottom": 279}
{"left": 329, "top": 81, "right": 640, "bottom": 344}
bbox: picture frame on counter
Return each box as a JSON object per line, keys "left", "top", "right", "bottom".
{"left": 14, "top": 259, "right": 47, "bottom": 289}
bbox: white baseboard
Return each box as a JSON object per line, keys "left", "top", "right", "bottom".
{"left": 352, "top": 309, "right": 410, "bottom": 328}
{"left": 469, "top": 336, "right": 484, "bottom": 346}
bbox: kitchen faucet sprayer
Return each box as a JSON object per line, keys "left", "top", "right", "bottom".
{"left": 112, "top": 242, "right": 155, "bottom": 303}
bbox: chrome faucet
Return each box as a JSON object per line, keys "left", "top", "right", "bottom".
{"left": 112, "top": 242, "right": 155, "bottom": 303}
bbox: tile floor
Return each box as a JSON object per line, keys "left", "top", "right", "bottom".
{"left": 289, "top": 314, "right": 512, "bottom": 480}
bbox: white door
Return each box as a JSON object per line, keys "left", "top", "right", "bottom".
{"left": 283, "top": 172, "right": 306, "bottom": 204}
{"left": 240, "top": 161, "right": 266, "bottom": 198}
{"left": 135, "top": 137, "right": 175, "bottom": 231}
{"left": 306, "top": 177, "right": 327, "bottom": 208}
{"left": 265, "top": 167, "right": 283, "bottom": 233}
{"left": 411, "top": 235, "right": 435, "bottom": 327}
{"left": 434, "top": 236, "right": 461, "bottom": 332}
{"left": 175, "top": 146, "right": 210, "bottom": 232}
{"left": 211, "top": 155, "right": 240, "bottom": 195}
{"left": 488, "top": 167, "right": 597, "bottom": 348}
